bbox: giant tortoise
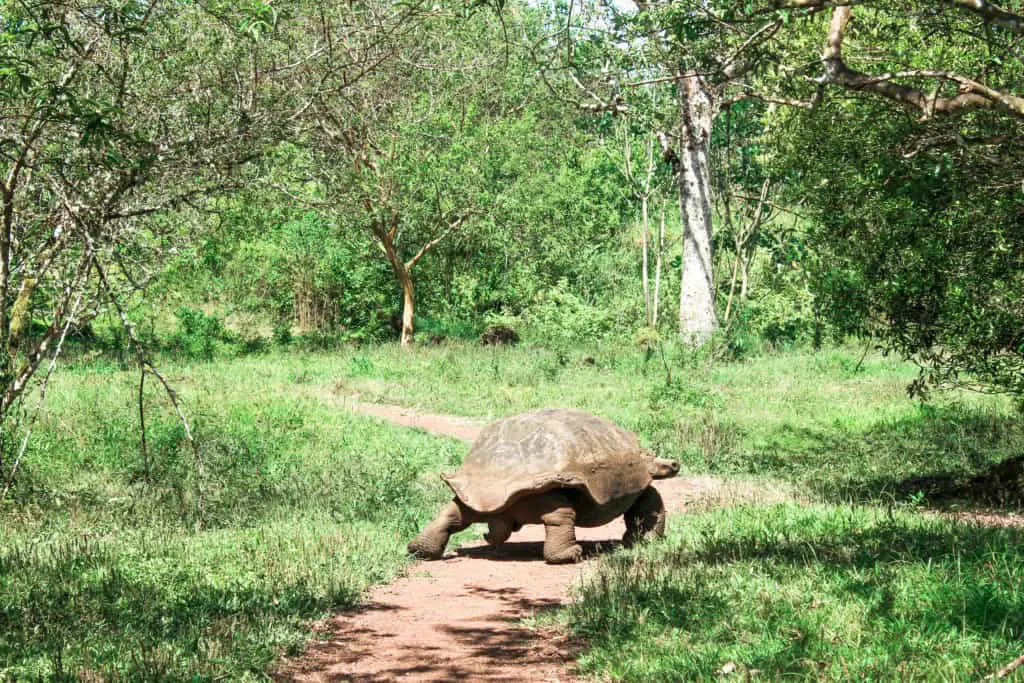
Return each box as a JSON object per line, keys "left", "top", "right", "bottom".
{"left": 408, "top": 408, "right": 679, "bottom": 564}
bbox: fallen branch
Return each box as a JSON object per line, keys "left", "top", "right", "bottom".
{"left": 987, "top": 653, "right": 1024, "bottom": 680}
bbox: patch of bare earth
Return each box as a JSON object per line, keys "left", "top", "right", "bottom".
{"left": 942, "top": 510, "right": 1024, "bottom": 529}
{"left": 344, "top": 399, "right": 487, "bottom": 444}
{"left": 277, "top": 474, "right": 723, "bottom": 682}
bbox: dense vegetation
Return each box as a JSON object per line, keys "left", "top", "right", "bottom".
{"left": 2, "top": 0, "right": 1024, "bottom": 679}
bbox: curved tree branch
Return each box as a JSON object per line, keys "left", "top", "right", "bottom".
{"left": 819, "top": 7, "right": 1024, "bottom": 119}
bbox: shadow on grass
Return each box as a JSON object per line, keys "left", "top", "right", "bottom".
{"left": 745, "top": 404, "right": 1024, "bottom": 509}
{"left": 694, "top": 520, "right": 1021, "bottom": 631}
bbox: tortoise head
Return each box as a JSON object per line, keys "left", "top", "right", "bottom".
{"left": 641, "top": 449, "right": 680, "bottom": 479}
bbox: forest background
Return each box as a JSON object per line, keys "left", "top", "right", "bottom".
{"left": 1, "top": 0, "right": 1023, "bottom": 679}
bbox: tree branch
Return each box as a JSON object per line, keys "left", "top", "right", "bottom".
{"left": 0, "top": 292, "right": 85, "bottom": 505}
{"left": 945, "top": 0, "right": 1024, "bottom": 34}
{"left": 405, "top": 214, "right": 468, "bottom": 271}
{"left": 721, "top": 19, "right": 783, "bottom": 80}
{"left": 722, "top": 91, "right": 819, "bottom": 109}
{"left": 819, "top": 7, "right": 1024, "bottom": 119}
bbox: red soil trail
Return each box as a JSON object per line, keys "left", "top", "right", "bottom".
{"left": 277, "top": 400, "right": 722, "bottom": 682}
{"left": 345, "top": 400, "right": 487, "bottom": 444}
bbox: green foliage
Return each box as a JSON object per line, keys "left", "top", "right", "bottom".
{"left": 767, "top": 58, "right": 1024, "bottom": 396}
{"left": 172, "top": 307, "right": 235, "bottom": 361}
{"left": 566, "top": 504, "right": 1023, "bottom": 680}
{"left": 519, "top": 279, "right": 616, "bottom": 351}
{"left": 728, "top": 282, "right": 816, "bottom": 352}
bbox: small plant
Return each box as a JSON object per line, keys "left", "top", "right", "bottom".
{"left": 347, "top": 354, "right": 374, "bottom": 377}
{"left": 172, "top": 307, "right": 233, "bottom": 360}
{"left": 273, "top": 322, "right": 293, "bottom": 346}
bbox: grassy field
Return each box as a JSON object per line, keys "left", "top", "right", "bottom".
{"left": 564, "top": 503, "right": 1023, "bottom": 681}
{"left": 1, "top": 342, "right": 1022, "bottom": 679}
{"left": 334, "top": 342, "right": 1024, "bottom": 504}
{"left": 1, "top": 355, "right": 465, "bottom": 680}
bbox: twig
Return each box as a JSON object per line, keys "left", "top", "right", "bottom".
{"left": 138, "top": 367, "right": 149, "bottom": 480}
{"left": 853, "top": 339, "right": 872, "bottom": 373}
{"left": 144, "top": 361, "right": 203, "bottom": 486}
{"left": 93, "top": 259, "right": 204, "bottom": 514}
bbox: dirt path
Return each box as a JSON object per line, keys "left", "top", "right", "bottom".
{"left": 345, "top": 399, "right": 487, "bottom": 444}
{"left": 277, "top": 401, "right": 724, "bottom": 682}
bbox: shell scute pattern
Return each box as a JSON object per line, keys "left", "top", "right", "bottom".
{"left": 442, "top": 408, "right": 653, "bottom": 513}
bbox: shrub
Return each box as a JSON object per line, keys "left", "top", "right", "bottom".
{"left": 172, "top": 307, "right": 236, "bottom": 360}
{"left": 480, "top": 323, "right": 519, "bottom": 346}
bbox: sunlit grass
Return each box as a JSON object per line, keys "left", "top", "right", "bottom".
{"left": 564, "top": 503, "right": 1024, "bottom": 681}
{"left": 325, "top": 342, "right": 1023, "bottom": 501}
{"left": 2, "top": 343, "right": 1021, "bottom": 679}
{"left": 1, "top": 356, "right": 465, "bottom": 680}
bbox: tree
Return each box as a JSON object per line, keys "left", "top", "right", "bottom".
{"left": 538, "top": 1, "right": 792, "bottom": 342}
{"left": 0, "top": 0, "right": 282, "bottom": 486}
{"left": 281, "top": 7, "right": 509, "bottom": 346}
{"left": 0, "top": 0, "right": 421, "bottom": 490}
{"left": 545, "top": 0, "right": 1024, "bottom": 355}
{"left": 766, "top": 6, "right": 1024, "bottom": 394}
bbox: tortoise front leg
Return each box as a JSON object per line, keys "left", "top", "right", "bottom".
{"left": 533, "top": 491, "right": 583, "bottom": 564}
{"left": 408, "top": 498, "right": 477, "bottom": 560}
{"left": 623, "top": 486, "right": 666, "bottom": 548}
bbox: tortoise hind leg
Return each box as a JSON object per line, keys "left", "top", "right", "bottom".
{"left": 485, "top": 517, "right": 517, "bottom": 545}
{"left": 408, "top": 499, "right": 477, "bottom": 560}
{"left": 535, "top": 491, "right": 583, "bottom": 564}
{"left": 623, "top": 486, "right": 666, "bottom": 548}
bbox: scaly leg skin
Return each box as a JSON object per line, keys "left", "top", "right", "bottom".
{"left": 485, "top": 517, "right": 516, "bottom": 545}
{"left": 407, "top": 499, "right": 476, "bottom": 560}
{"left": 537, "top": 491, "right": 583, "bottom": 564}
{"left": 623, "top": 487, "right": 666, "bottom": 548}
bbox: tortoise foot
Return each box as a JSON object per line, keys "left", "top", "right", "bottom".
{"left": 544, "top": 542, "right": 583, "bottom": 564}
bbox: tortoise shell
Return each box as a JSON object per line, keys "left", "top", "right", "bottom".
{"left": 442, "top": 408, "right": 652, "bottom": 513}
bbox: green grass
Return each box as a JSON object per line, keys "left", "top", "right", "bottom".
{"left": 562, "top": 503, "right": 1023, "bottom": 681}
{"left": 1, "top": 356, "right": 465, "bottom": 680}
{"left": 328, "top": 342, "right": 1024, "bottom": 505}
{"left": 2, "top": 343, "right": 1022, "bottom": 679}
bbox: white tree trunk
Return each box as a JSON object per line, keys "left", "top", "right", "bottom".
{"left": 677, "top": 72, "right": 718, "bottom": 344}
{"left": 400, "top": 274, "right": 415, "bottom": 347}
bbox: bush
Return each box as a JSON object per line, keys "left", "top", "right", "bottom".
{"left": 172, "top": 307, "right": 236, "bottom": 360}
{"left": 520, "top": 279, "right": 614, "bottom": 354}
{"left": 479, "top": 323, "right": 519, "bottom": 346}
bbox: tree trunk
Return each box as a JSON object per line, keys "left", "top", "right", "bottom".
{"left": 399, "top": 269, "right": 415, "bottom": 347}
{"left": 641, "top": 193, "right": 651, "bottom": 326}
{"left": 677, "top": 71, "right": 718, "bottom": 344}
{"left": 653, "top": 201, "right": 665, "bottom": 327}
{"left": 378, "top": 225, "right": 416, "bottom": 348}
